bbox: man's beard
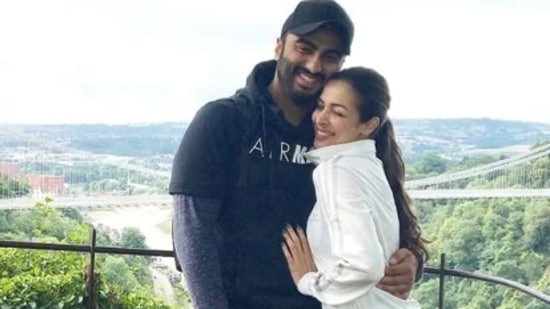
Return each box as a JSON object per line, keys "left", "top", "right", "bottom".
{"left": 276, "top": 57, "right": 325, "bottom": 109}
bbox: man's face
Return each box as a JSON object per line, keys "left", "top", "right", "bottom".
{"left": 275, "top": 27, "right": 345, "bottom": 108}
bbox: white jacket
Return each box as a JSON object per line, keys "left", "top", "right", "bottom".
{"left": 299, "top": 139, "right": 421, "bottom": 309}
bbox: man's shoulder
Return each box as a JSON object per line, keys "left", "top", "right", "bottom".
{"left": 196, "top": 94, "right": 259, "bottom": 127}
{"left": 198, "top": 97, "right": 236, "bottom": 113}
{"left": 189, "top": 98, "right": 236, "bottom": 125}
{"left": 199, "top": 89, "right": 255, "bottom": 113}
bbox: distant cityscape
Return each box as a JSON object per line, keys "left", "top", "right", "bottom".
{"left": 1, "top": 118, "right": 549, "bottom": 199}
{"left": 0, "top": 162, "right": 64, "bottom": 196}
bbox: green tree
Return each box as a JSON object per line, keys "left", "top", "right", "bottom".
{"left": 119, "top": 227, "right": 147, "bottom": 249}
{"left": 102, "top": 256, "right": 140, "bottom": 292}
{"left": 0, "top": 201, "right": 180, "bottom": 308}
{"left": 412, "top": 152, "right": 449, "bottom": 177}
{"left": 414, "top": 195, "right": 550, "bottom": 308}
{"left": 452, "top": 155, "right": 499, "bottom": 171}
{"left": 524, "top": 207, "right": 550, "bottom": 255}
{"left": 0, "top": 173, "right": 30, "bottom": 199}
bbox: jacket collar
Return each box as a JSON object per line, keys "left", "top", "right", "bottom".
{"left": 243, "top": 60, "right": 277, "bottom": 107}
{"left": 305, "top": 139, "right": 377, "bottom": 165}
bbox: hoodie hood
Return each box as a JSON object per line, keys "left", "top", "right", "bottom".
{"left": 243, "top": 60, "right": 278, "bottom": 106}
{"left": 237, "top": 60, "right": 314, "bottom": 140}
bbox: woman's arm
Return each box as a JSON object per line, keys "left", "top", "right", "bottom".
{"left": 283, "top": 163, "right": 387, "bottom": 306}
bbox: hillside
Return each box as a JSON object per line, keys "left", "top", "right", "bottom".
{"left": 1, "top": 118, "right": 549, "bottom": 162}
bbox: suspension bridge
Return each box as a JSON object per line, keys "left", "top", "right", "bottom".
{"left": 0, "top": 126, "right": 548, "bottom": 209}
{"left": 404, "top": 142, "right": 550, "bottom": 200}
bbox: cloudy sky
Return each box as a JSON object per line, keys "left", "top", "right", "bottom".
{"left": 0, "top": 0, "right": 549, "bottom": 124}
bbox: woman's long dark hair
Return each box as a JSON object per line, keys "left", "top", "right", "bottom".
{"left": 329, "top": 67, "right": 429, "bottom": 260}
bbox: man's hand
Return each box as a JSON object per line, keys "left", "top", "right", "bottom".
{"left": 282, "top": 225, "right": 317, "bottom": 285}
{"left": 377, "top": 248, "right": 418, "bottom": 299}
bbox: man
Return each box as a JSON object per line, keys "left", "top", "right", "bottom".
{"left": 170, "top": 1, "right": 423, "bottom": 308}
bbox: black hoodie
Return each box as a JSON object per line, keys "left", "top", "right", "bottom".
{"left": 170, "top": 60, "right": 320, "bottom": 309}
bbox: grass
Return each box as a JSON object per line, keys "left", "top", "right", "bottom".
{"left": 156, "top": 219, "right": 171, "bottom": 235}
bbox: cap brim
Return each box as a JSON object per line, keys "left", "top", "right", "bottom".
{"left": 288, "top": 21, "right": 329, "bottom": 36}
{"left": 288, "top": 21, "right": 350, "bottom": 54}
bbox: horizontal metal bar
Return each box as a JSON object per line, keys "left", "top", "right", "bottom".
{"left": 1, "top": 239, "right": 548, "bottom": 305}
{"left": 0, "top": 240, "right": 174, "bottom": 257}
{"left": 425, "top": 266, "right": 550, "bottom": 304}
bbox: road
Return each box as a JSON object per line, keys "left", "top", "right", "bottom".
{"left": 82, "top": 204, "right": 180, "bottom": 305}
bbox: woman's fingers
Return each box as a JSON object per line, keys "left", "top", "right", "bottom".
{"left": 285, "top": 225, "right": 300, "bottom": 243}
{"left": 282, "top": 241, "right": 293, "bottom": 261}
{"left": 282, "top": 225, "right": 317, "bottom": 285}
{"left": 283, "top": 228, "right": 296, "bottom": 252}
{"left": 296, "top": 226, "right": 310, "bottom": 252}
{"left": 284, "top": 225, "right": 302, "bottom": 252}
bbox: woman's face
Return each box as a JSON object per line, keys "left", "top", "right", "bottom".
{"left": 312, "top": 79, "right": 375, "bottom": 149}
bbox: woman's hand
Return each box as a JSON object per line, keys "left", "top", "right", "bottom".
{"left": 282, "top": 225, "right": 317, "bottom": 285}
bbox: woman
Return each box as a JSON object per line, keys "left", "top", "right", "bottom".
{"left": 282, "top": 67, "right": 427, "bottom": 308}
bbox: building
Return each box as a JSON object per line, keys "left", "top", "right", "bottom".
{"left": 27, "top": 175, "right": 65, "bottom": 196}
{"left": 0, "top": 162, "right": 21, "bottom": 180}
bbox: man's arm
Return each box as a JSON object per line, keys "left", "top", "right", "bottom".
{"left": 376, "top": 248, "right": 422, "bottom": 299}
{"left": 173, "top": 194, "right": 229, "bottom": 309}
{"left": 169, "top": 100, "right": 237, "bottom": 308}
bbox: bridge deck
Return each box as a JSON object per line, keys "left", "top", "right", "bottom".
{"left": 1, "top": 189, "right": 549, "bottom": 209}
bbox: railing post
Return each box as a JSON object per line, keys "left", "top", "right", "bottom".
{"left": 86, "top": 227, "right": 97, "bottom": 309}
{"left": 439, "top": 253, "right": 446, "bottom": 309}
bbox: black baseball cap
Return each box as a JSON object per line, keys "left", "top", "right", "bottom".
{"left": 281, "top": 0, "right": 354, "bottom": 55}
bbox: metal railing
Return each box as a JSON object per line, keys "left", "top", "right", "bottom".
{"left": 423, "top": 254, "right": 550, "bottom": 307}
{"left": 1, "top": 229, "right": 549, "bottom": 308}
